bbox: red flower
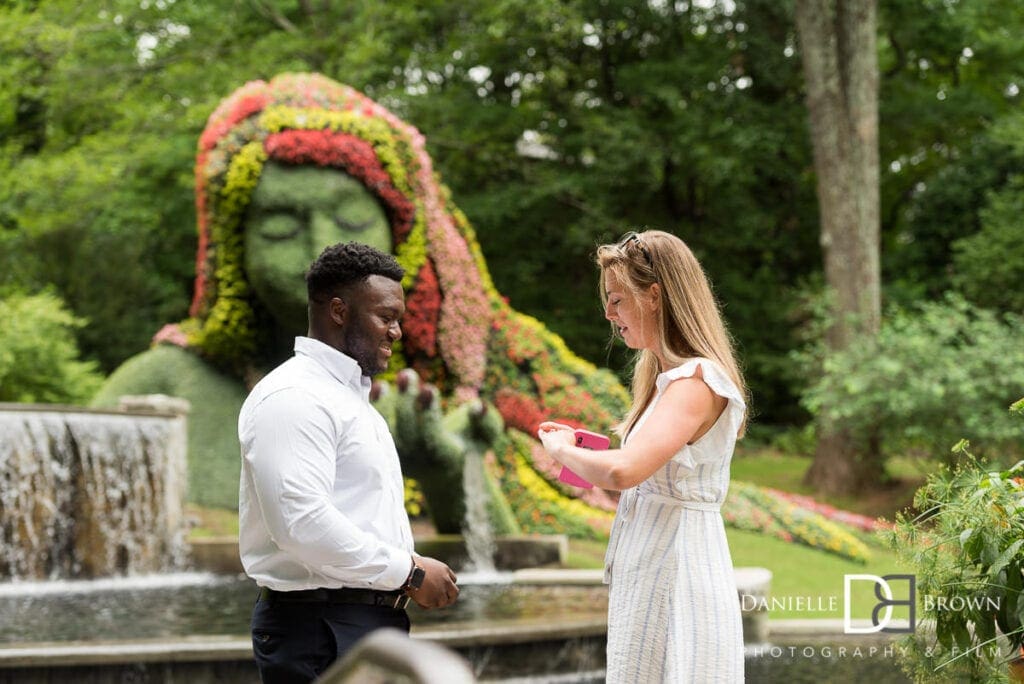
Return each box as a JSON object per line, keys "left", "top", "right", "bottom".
{"left": 264, "top": 129, "right": 415, "bottom": 242}
{"left": 495, "top": 389, "right": 550, "bottom": 435}
{"left": 403, "top": 260, "right": 441, "bottom": 358}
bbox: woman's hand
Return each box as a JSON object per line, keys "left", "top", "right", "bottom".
{"left": 537, "top": 421, "right": 575, "bottom": 461}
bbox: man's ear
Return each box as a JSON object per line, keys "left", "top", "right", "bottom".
{"left": 329, "top": 297, "right": 347, "bottom": 327}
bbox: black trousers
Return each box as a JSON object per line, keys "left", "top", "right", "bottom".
{"left": 251, "top": 595, "right": 411, "bottom": 684}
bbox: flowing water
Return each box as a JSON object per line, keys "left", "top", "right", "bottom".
{"left": 461, "top": 450, "right": 497, "bottom": 574}
{"left": 0, "top": 403, "right": 188, "bottom": 580}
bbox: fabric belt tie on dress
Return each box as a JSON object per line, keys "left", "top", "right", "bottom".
{"left": 638, "top": 492, "right": 722, "bottom": 511}
{"left": 258, "top": 586, "right": 410, "bottom": 610}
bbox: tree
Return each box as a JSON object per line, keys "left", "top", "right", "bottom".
{"left": 0, "top": 291, "right": 103, "bottom": 404}
{"left": 4, "top": 0, "right": 1018, "bottom": 432}
{"left": 794, "top": 0, "right": 884, "bottom": 494}
{"left": 878, "top": 0, "right": 1024, "bottom": 304}
{"left": 0, "top": 0, "right": 824, "bottom": 424}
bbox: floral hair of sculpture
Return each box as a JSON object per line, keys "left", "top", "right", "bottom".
{"left": 158, "top": 72, "right": 636, "bottom": 534}
{"left": 157, "top": 72, "right": 490, "bottom": 400}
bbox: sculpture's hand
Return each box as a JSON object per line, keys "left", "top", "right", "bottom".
{"left": 372, "top": 369, "right": 505, "bottom": 534}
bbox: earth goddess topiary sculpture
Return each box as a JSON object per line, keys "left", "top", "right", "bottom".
{"left": 93, "top": 73, "right": 627, "bottom": 536}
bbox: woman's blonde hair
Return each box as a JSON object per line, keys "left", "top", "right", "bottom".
{"left": 596, "top": 230, "right": 749, "bottom": 438}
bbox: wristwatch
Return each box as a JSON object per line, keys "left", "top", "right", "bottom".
{"left": 402, "top": 557, "right": 425, "bottom": 591}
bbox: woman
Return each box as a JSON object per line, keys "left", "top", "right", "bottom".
{"left": 538, "top": 230, "right": 749, "bottom": 682}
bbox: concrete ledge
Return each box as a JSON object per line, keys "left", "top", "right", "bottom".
{"left": 0, "top": 637, "right": 253, "bottom": 668}
{"left": 0, "top": 619, "right": 607, "bottom": 669}
{"left": 735, "top": 567, "right": 772, "bottom": 644}
{"left": 0, "top": 618, "right": 892, "bottom": 670}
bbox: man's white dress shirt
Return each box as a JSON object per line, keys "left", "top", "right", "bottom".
{"left": 238, "top": 336, "right": 414, "bottom": 591}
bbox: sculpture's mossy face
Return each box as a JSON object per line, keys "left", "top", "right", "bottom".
{"left": 245, "top": 162, "right": 392, "bottom": 332}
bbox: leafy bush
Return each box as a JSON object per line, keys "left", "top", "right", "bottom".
{"left": 798, "top": 293, "right": 1024, "bottom": 464}
{"left": 952, "top": 174, "right": 1024, "bottom": 312}
{"left": 0, "top": 291, "right": 103, "bottom": 403}
{"left": 883, "top": 403, "right": 1024, "bottom": 682}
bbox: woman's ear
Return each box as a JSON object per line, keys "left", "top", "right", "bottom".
{"left": 646, "top": 283, "right": 661, "bottom": 312}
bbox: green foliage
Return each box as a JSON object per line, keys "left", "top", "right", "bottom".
{"left": 952, "top": 172, "right": 1024, "bottom": 312}
{"left": 373, "top": 370, "right": 515, "bottom": 534}
{"left": 3, "top": 0, "right": 1024, "bottom": 430}
{"left": 883, "top": 422, "right": 1024, "bottom": 682}
{"left": 880, "top": 0, "right": 1024, "bottom": 305}
{"left": 396, "top": 0, "right": 819, "bottom": 424}
{"left": 0, "top": 291, "right": 103, "bottom": 403}
{"left": 882, "top": 132, "right": 1021, "bottom": 305}
{"left": 403, "top": 478, "right": 426, "bottom": 518}
{"left": 799, "top": 293, "right": 1024, "bottom": 463}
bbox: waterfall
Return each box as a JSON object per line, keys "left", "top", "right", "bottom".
{"left": 461, "top": 450, "right": 496, "bottom": 574}
{"left": 0, "top": 398, "right": 189, "bottom": 581}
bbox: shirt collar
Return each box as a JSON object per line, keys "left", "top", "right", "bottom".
{"left": 294, "top": 336, "right": 372, "bottom": 400}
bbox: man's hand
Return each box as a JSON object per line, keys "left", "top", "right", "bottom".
{"left": 406, "top": 555, "right": 459, "bottom": 609}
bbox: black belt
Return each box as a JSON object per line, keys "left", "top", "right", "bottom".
{"left": 258, "top": 586, "right": 410, "bottom": 610}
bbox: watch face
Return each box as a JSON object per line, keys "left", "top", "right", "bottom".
{"left": 411, "top": 566, "right": 426, "bottom": 589}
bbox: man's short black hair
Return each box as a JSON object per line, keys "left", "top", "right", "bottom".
{"left": 306, "top": 242, "right": 404, "bottom": 303}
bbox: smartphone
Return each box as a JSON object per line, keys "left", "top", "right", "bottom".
{"left": 574, "top": 429, "right": 610, "bottom": 451}
{"left": 557, "top": 429, "right": 610, "bottom": 489}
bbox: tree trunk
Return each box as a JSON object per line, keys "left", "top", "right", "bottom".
{"left": 795, "top": 0, "right": 884, "bottom": 495}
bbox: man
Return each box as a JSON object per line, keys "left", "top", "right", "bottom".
{"left": 238, "top": 241, "right": 459, "bottom": 683}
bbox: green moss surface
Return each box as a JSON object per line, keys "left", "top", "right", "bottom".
{"left": 92, "top": 345, "right": 247, "bottom": 509}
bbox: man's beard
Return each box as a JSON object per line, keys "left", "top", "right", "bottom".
{"left": 343, "top": 327, "right": 386, "bottom": 377}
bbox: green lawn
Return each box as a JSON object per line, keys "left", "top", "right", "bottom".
{"left": 730, "top": 451, "right": 811, "bottom": 493}
{"left": 727, "top": 528, "right": 911, "bottom": 619}
{"left": 186, "top": 503, "right": 240, "bottom": 538}
{"left": 731, "top": 448, "right": 924, "bottom": 519}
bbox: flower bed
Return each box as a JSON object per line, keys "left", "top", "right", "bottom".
{"left": 766, "top": 488, "right": 891, "bottom": 533}
{"left": 726, "top": 482, "right": 872, "bottom": 563}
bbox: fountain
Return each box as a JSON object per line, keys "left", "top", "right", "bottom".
{"left": 0, "top": 396, "right": 189, "bottom": 581}
{"left": 0, "top": 399, "right": 908, "bottom": 683}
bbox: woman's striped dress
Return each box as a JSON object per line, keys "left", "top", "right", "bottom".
{"left": 604, "top": 358, "right": 746, "bottom": 683}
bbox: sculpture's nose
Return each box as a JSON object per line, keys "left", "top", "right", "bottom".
{"left": 310, "top": 209, "right": 336, "bottom": 250}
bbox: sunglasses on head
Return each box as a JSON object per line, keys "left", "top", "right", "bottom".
{"left": 619, "top": 231, "right": 653, "bottom": 266}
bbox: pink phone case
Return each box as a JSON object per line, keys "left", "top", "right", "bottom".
{"left": 558, "top": 429, "right": 610, "bottom": 489}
